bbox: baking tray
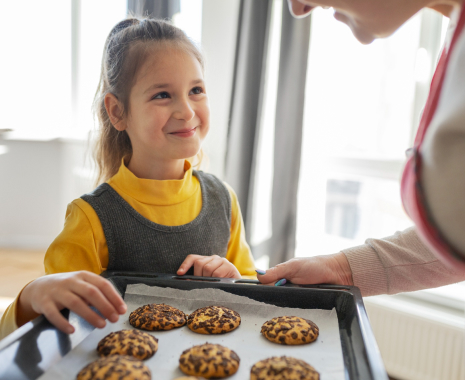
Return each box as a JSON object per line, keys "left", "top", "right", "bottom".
{"left": 0, "top": 272, "right": 388, "bottom": 380}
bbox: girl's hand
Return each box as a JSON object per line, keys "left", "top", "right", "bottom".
{"left": 177, "top": 255, "right": 241, "bottom": 279}
{"left": 17, "top": 271, "right": 127, "bottom": 334}
{"left": 256, "top": 253, "right": 354, "bottom": 286}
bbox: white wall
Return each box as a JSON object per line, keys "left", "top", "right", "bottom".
{"left": 0, "top": 139, "right": 65, "bottom": 248}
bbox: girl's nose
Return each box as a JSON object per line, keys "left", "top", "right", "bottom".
{"left": 288, "top": 0, "right": 314, "bottom": 18}
{"left": 173, "top": 98, "right": 195, "bottom": 121}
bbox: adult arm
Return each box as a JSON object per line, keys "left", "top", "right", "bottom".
{"left": 343, "top": 226, "right": 465, "bottom": 296}
{"left": 257, "top": 227, "right": 465, "bottom": 296}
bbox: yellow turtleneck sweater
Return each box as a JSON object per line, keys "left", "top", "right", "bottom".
{"left": 0, "top": 160, "right": 255, "bottom": 339}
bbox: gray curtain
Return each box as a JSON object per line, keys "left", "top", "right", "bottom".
{"left": 127, "top": 0, "right": 180, "bottom": 19}
{"left": 226, "top": 0, "right": 311, "bottom": 266}
{"left": 225, "top": 0, "right": 273, "bottom": 237}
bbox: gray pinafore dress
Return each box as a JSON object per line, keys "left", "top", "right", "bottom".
{"left": 81, "top": 171, "right": 231, "bottom": 273}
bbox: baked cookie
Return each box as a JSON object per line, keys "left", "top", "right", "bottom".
{"left": 173, "top": 378, "right": 204, "bottom": 380}
{"left": 97, "top": 329, "right": 158, "bottom": 360}
{"left": 261, "top": 316, "right": 319, "bottom": 345}
{"left": 187, "top": 306, "right": 241, "bottom": 334}
{"left": 250, "top": 356, "right": 319, "bottom": 380}
{"left": 76, "top": 355, "right": 151, "bottom": 380}
{"left": 129, "top": 303, "right": 187, "bottom": 331}
{"left": 179, "top": 343, "right": 240, "bottom": 378}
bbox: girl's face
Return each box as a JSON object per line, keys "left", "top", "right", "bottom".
{"left": 122, "top": 44, "right": 209, "bottom": 168}
{"left": 288, "top": 0, "right": 427, "bottom": 44}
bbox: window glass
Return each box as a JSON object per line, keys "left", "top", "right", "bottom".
{"left": 302, "top": 8, "right": 421, "bottom": 161}
{"left": 1, "top": 0, "right": 202, "bottom": 137}
{"left": 296, "top": 8, "right": 430, "bottom": 257}
{"left": 1, "top": 0, "right": 72, "bottom": 137}
{"left": 173, "top": 0, "right": 203, "bottom": 44}
{"left": 77, "top": 0, "right": 126, "bottom": 133}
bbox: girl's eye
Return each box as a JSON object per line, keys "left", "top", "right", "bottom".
{"left": 190, "top": 86, "right": 204, "bottom": 95}
{"left": 153, "top": 92, "right": 170, "bottom": 100}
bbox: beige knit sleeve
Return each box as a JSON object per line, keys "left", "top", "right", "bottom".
{"left": 341, "top": 227, "right": 465, "bottom": 296}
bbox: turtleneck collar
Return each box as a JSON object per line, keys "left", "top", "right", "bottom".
{"left": 107, "top": 159, "right": 198, "bottom": 206}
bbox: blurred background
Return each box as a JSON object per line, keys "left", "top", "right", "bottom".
{"left": 0, "top": 1, "right": 463, "bottom": 379}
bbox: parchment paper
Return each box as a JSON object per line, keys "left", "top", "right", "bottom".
{"left": 39, "top": 284, "right": 345, "bottom": 379}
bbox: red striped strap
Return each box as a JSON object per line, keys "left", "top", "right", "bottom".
{"left": 401, "top": 5, "right": 465, "bottom": 269}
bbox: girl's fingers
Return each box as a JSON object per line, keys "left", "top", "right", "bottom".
{"left": 41, "top": 302, "right": 75, "bottom": 334}
{"left": 60, "top": 292, "right": 107, "bottom": 329}
{"left": 80, "top": 273, "right": 127, "bottom": 316}
{"left": 194, "top": 256, "right": 215, "bottom": 277}
{"left": 70, "top": 280, "right": 121, "bottom": 324}
{"left": 202, "top": 257, "right": 222, "bottom": 277}
{"left": 178, "top": 255, "right": 236, "bottom": 278}
{"left": 211, "top": 260, "right": 241, "bottom": 279}
{"left": 177, "top": 254, "right": 203, "bottom": 275}
{"left": 210, "top": 261, "right": 229, "bottom": 278}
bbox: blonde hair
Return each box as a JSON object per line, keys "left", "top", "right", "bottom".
{"left": 93, "top": 18, "right": 205, "bottom": 184}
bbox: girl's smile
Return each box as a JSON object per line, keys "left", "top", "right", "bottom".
{"left": 168, "top": 126, "right": 198, "bottom": 138}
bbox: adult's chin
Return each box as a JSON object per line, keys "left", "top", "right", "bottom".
{"left": 333, "top": 11, "right": 376, "bottom": 45}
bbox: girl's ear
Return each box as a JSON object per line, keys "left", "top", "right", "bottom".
{"left": 104, "top": 93, "right": 127, "bottom": 131}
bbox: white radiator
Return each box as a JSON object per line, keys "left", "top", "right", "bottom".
{"left": 364, "top": 295, "right": 465, "bottom": 380}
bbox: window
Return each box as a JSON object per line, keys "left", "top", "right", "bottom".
{"left": 73, "top": 0, "right": 127, "bottom": 135}
{"left": 173, "top": 0, "right": 203, "bottom": 45}
{"left": 252, "top": 1, "right": 463, "bottom": 307}
{"left": 295, "top": 8, "right": 465, "bottom": 310}
{"left": 296, "top": 7, "right": 446, "bottom": 257}
{"left": 1, "top": 0, "right": 73, "bottom": 138}
{"left": 1, "top": 0, "right": 202, "bottom": 138}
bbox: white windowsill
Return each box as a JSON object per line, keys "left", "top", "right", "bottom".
{"left": 1, "top": 130, "right": 89, "bottom": 143}
{"left": 365, "top": 292, "right": 465, "bottom": 328}
{"left": 403, "top": 283, "right": 465, "bottom": 312}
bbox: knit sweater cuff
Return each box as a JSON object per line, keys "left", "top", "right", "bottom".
{"left": 342, "top": 244, "right": 389, "bottom": 297}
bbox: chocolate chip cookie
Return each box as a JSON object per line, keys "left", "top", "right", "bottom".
{"left": 250, "top": 356, "right": 319, "bottom": 380}
{"left": 261, "top": 316, "right": 319, "bottom": 345}
{"left": 76, "top": 355, "right": 151, "bottom": 380}
{"left": 187, "top": 306, "right": 241, "bottom": 334}
{"left": 173, "top": 377, "right": 204, "bottom": 380}
{"left": 179, "top": 343, "right": 240, "bottom": 378}
{"left": 129, "top": 303, "right": 187, "bottom": 331}
{"left": 97, "top": 329, "right": 158, "bottom": 360}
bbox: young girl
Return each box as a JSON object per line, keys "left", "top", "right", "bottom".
{"left": 0, "top": 18, "right": 255, "bottom": 339}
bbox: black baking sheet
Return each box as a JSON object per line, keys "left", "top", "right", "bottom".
{"left": 0, "top": 272, "right": 388, "bottom": 380}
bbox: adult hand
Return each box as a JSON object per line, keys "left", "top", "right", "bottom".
{"left": 256, "top": 253, "right": 354, "bottom": 286}
{"left": 17, "top": 271, "right": 127, "bottom": 334}
{"left": 177, "top": 254, "right": 241, "bottom": 279}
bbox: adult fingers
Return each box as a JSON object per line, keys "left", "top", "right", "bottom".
{"left": 80, "top": 272, "right": 127, "bottom": 317}
{"left": 256, "top": 261, "right": 298, "bottom": 285}
{"left": 177, "top": 255, "right": 204, "bottom": 275}
{"left": 40, "top": 301, "right": 75, "bottom": 334}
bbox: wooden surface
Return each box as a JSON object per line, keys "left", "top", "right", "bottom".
{"left": 0, "top": 249, "right": 45, "bottom": 317}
